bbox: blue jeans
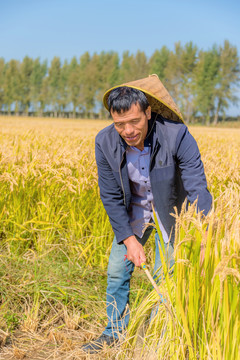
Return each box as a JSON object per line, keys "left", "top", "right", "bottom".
{"left": 103, "top": 229, "right": 174, "bottom": 338}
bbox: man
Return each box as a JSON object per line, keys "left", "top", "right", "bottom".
{"left": 81, "top": 75, "right": 212, "bottom": 354}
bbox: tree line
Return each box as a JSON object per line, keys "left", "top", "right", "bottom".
{"left": 0, "top": 40, "right": 239, "bottom": 124}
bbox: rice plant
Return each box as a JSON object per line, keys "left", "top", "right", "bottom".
{"left": 0, "top": 117, "right": 239, "bottom": 359}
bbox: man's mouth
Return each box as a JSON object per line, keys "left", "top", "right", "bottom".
{"left": 125, "top": 134, "right": 138, "bottom": 142}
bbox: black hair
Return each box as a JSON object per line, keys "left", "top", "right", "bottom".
{"left": 107, "top": 87, "right": 149, "bottom": 114}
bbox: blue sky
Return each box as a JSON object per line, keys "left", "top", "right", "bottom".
{"left": 0, "top": 0, "right": 240, "bottom": 114}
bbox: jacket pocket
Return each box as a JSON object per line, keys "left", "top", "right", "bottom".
{"left": 151, "top": 164, "right": 176, "bottom": 213}
{"left": 151, "top": 164, "right": 175, "bottom": 184}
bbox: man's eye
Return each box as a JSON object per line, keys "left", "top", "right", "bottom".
{"left": 115, "top": 123, "right": 122, "bottom": 127}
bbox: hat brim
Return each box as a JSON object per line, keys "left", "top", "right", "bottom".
{"left": 103, "top": 75, "right": 184, "bottom": 123}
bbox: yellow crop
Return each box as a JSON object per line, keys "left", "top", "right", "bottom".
{"left": 0, "top": 116, "right": 239, "bottom": 359}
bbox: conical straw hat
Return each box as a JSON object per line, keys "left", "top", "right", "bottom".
{"left": 103, "top": 74, "right": 183, "bottom": 123}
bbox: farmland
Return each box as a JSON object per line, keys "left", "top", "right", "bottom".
{"left": 0, "top": 116, "right": 239, "bottom": 359}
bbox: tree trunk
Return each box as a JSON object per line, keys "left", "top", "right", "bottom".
{"left": 25, "top": 105, "right": 29, "bottom": 117}
{"left": 15, "top": 102, "right": 19, "bottom": 116}
{"left": 213, "top": 100, "right": 221, "bottom": 125}
{"left": 185, "top": 113, "right": 190, "bottom": 125}
{"left": 206, "top": 109, "right": 211, "bottom": 126}
{"left": 213, "top": 111, "right": 219, "bottom": 125}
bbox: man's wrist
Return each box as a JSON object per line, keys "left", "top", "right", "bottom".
{"left": 123, "top": 235, "right": 137, "bottom": 246}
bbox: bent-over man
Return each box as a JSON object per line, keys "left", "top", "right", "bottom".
{"left": 81, "top": 75, "right": 212, "bottom": 354}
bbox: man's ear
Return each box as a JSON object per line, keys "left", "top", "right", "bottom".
{"left": 146, "top": 106, "right": 151, "bottom": 120}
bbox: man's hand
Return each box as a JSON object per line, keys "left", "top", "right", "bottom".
{"left": 123, "top": 236, "right": 146, "bottom": 267}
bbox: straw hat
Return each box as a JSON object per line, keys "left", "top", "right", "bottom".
{"left": 103, "top": 74, "right": 183, "bottom": 123}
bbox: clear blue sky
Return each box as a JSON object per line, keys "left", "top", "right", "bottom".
{"left": 1, "top": 0, "right": 240, "bottom": 114}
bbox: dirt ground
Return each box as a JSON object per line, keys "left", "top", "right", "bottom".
{"left": 0, "top": 329, "right": 123, "bottom": 360}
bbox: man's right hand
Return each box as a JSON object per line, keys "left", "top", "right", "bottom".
{"left": 123, "top": 235, "right": 146, "bottom": 267}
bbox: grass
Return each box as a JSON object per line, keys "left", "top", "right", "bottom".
{"left": 0, "top": 116, "right": 239, "bottom": 359}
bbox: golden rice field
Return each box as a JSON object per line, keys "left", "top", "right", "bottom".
{"left": 0, "top": 116, "right": 239, "bottom": 360}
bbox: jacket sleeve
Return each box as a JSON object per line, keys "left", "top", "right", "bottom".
{"left": 175, "top": 125, "right": 212, "bottom": 216}
{"left": 95, "top": 140, "right": 134, "bottom": 243}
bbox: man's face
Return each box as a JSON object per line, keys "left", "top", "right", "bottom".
{"left": 111, "top": 103, "right": 151, "bottom": 151}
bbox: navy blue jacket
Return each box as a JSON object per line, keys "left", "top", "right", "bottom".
{"left": 95, "top": 113, "right": 212, "bottom": 244}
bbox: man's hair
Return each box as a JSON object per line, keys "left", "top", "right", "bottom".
{"left": 107, "top": 87, "right": 149, "bottom": 114}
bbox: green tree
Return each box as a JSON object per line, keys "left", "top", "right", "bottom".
{"left": 213, "top": 40, "right": 240, "bottom": 124}
{"left": 30, "top": 58, "right": 47, "bottom": 115}
{"left": 58, "top": 60, "right": 69, "bottom": 117}
{"left": 78, "top": 52, "right": 91, "bottom": 114}
{"left": 119, "top": 51, "right": 135, "bottom": 83}
{"left": 179, "top": 42, "right": 198, "bottom": 123}
{"left": 193, "top": 46, "right": 220, "bottom": 124}
{"left": 96, "top": 51, "right": 120, "bottom": 117}
{"left": 3, "top": 59, "right": 21, "bottom": 115}
{"left": 0, "top": 58, "right": 5, "bottom": 111}
{"left": 149, "top": 46, "right": 170, "bottom": 81}
{"left": 119, "top": 50, "right": 149, "bottom": 83}
{"left": 0, "top": 45, "right": 239, "bottom": 121}
{"left": 48, "top": 57, "right": 61, "bottom": 117}
{"left": 133, "top": 50, "right": 149, "bottom": 79}
{"left": 68, "top": 56, "right": 80, "bottom": 118}
{"left": 165, "top": 42, "right": 198, "bottom": 123}
{"left": 38, "top": 76, "right": 49, "bottom": 117}
{"left": 79, "top": 52, "right": 98, "bottom": 117}
{"left": 19, "top": 56, "right": 34, "bottom": 115}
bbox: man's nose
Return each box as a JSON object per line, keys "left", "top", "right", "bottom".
{"left": 124, "top": 123, "right": 134, "bottom": 135}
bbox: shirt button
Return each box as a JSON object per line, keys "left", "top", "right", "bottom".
{"left": 142, "top": 167, "right": 144, "bottom": 170}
